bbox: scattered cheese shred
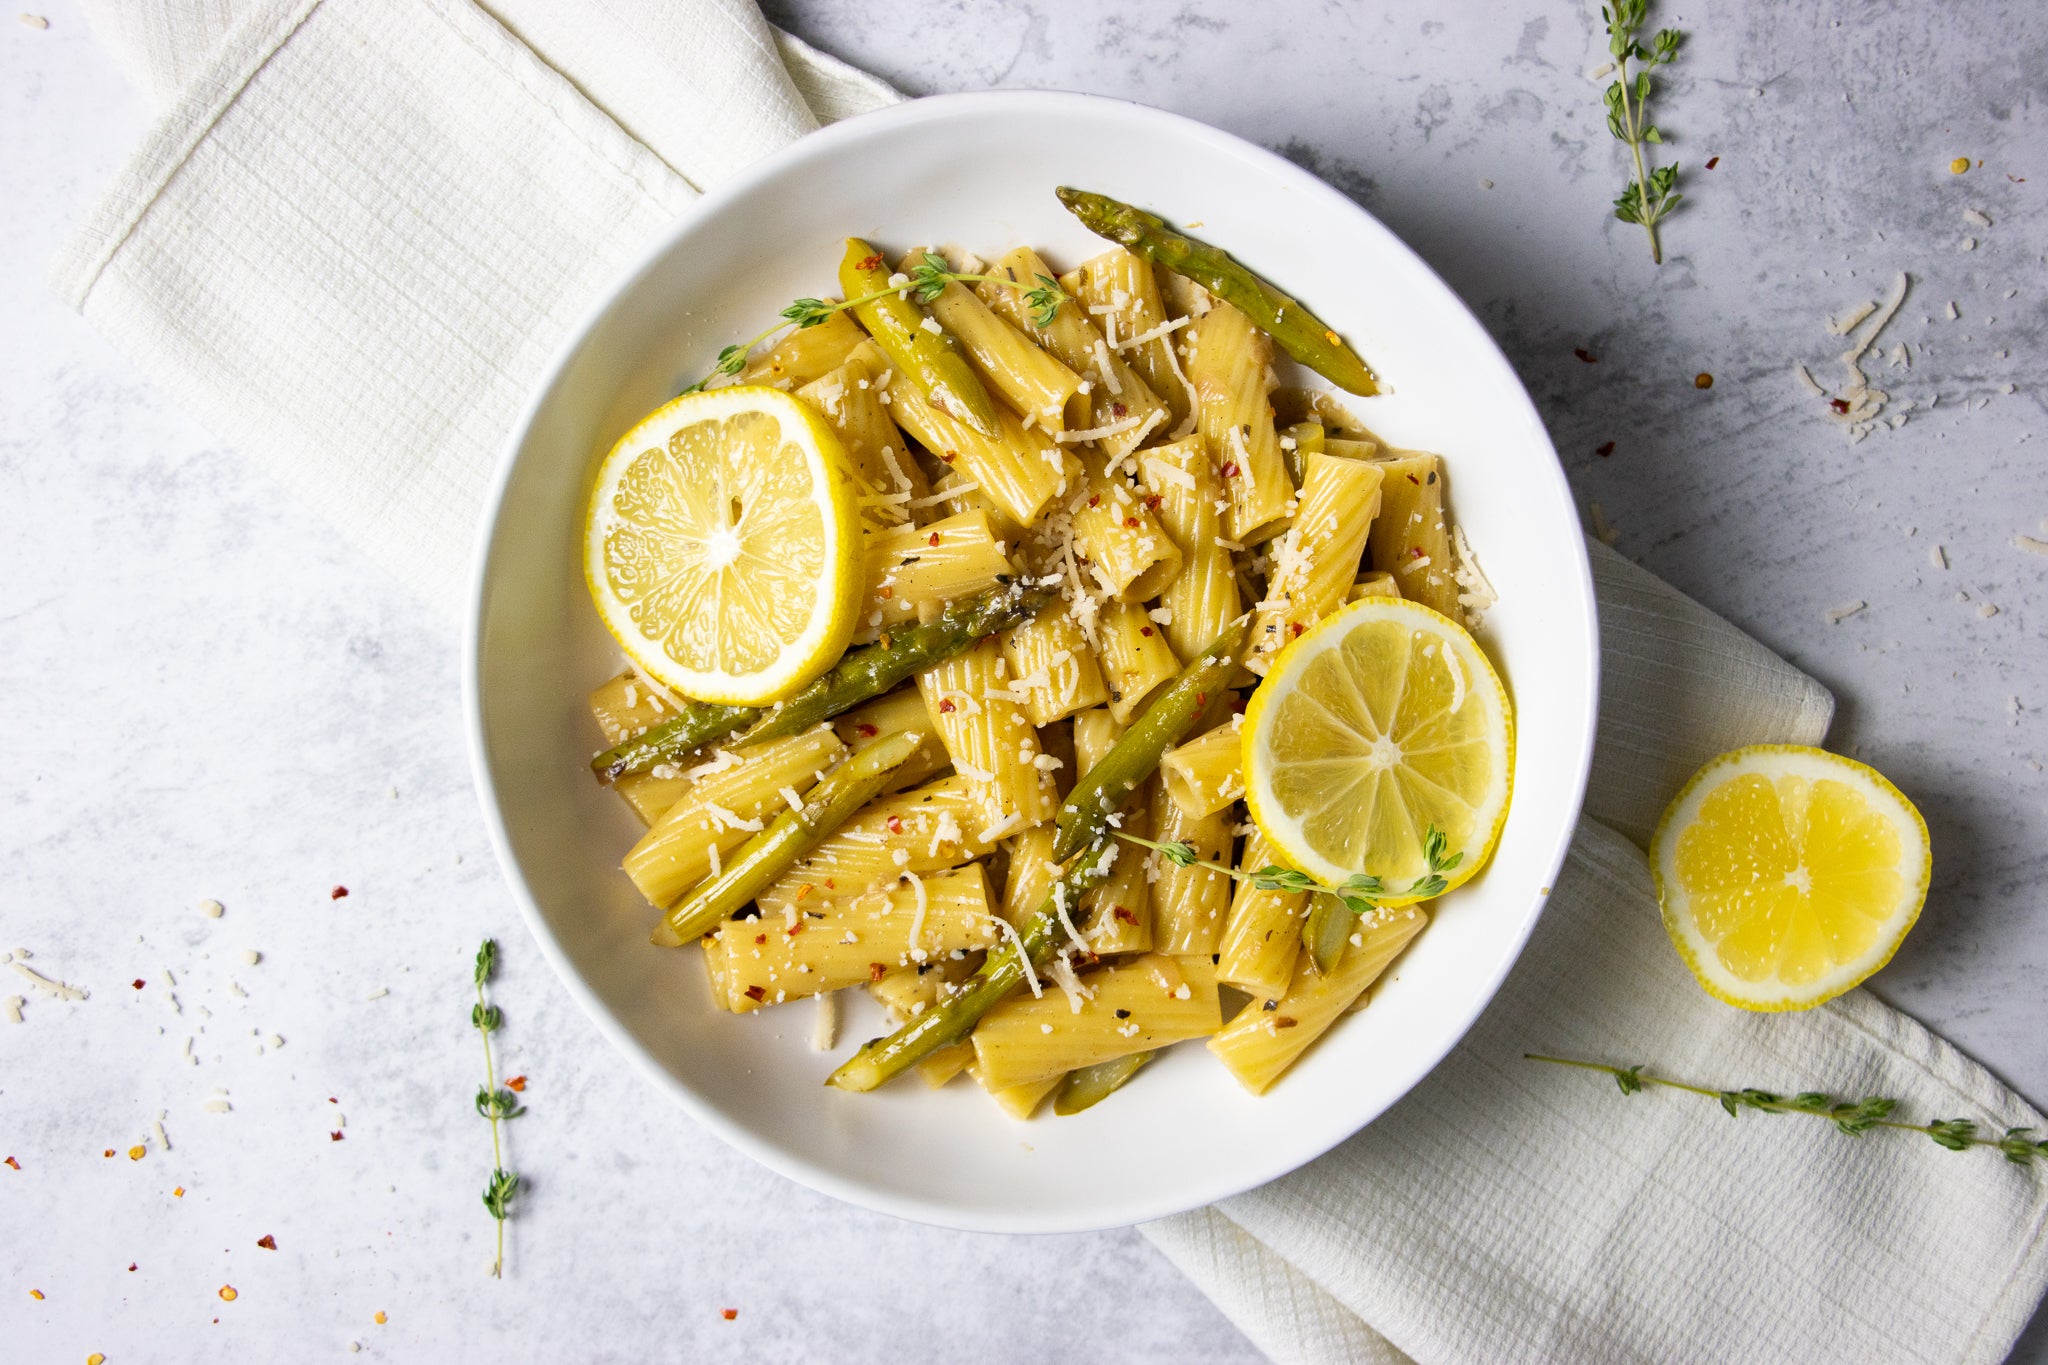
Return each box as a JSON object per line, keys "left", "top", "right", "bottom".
{"left": 1826, "top": 600, "right": 1868, "bottom": 624}
{"left": 10, "top": 961, "right": 86, "bottom": 1001}
{"left": 810, "top": 991, "right": 839, "bottom": 1052}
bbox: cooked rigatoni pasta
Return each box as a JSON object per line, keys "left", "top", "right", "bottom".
{"left": 904, "top": 249, "right": 1089, "bottom": 432}
{"left": 584, "top": 218, "right": 1500, "bottom": 1112}
{"left": 915, "top": 638, "right": 1059, "bottom": 838}
{"left": 1209, "top": 906, "right": 1427, "bottom": 1093}
{"left": 1095, "top": 599, "right": 1180, "bottom": 724}
{"left": 1000, "top": 602, "right": 1110, "bottom": 726}
{"left": 976, "top": 246, "right": 1170, "bottom": 461}
{"left": 1062, "top": 246, "right": 1193, "bottom": 433}
{"left": 1215, "top": 829, "right": 1308, "bottom": 1001}
{"left": 1188, "top": 301, "right": 1292, "bottom": 544}
{"left": 1140, "top": 435, "right": 1241, "bottom": 661}
{"left": 972, "top": 954, "right": 1221, "bottom": 1092}
{"left": 623, "top": 730, "right": 848, "bottom": 910}
{"left": 1367, "top": 453, "right": 1461, "bottom": 621}
{"left": 714, "top": 867, "right": 1000, "bottom": 1011}
{"left": 1160, "top": 722, "right": 1244, "bottom": 818}
{"left": 1245, "top": 451, "right": 1383, "bottom": 675}
{"left": 881, "top": 364, "right": 1075, "bottom": 528}
{"left": 856, "top": 510, "right": 1012, "bottom": 639}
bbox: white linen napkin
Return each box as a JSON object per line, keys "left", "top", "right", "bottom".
{"left": 55, "top": 3, "right": 2048, "bottom": 1360}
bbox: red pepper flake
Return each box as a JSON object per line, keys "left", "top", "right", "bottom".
{"left": 1140, "top": 625, "right": 1155, "bottom": 636}
{"left": 104, "top": 1149, "right": 115, "bottom": 1159}
{"left": 1122, "top": 516, "right": 1140, "bottom": 529}
{"left": 785, "top": 922, "right": 805, "bottom": 937}
{"left": 868, "top": 962, "right": 887, "bottom": 982}
{"left": 1410, "top": 546, "right": 1426, "bottom": 559}
{"left": 825, "top": 879, "right": 836, "bottom": 889}
{"left": 1573, "top": 348, "right": 1598, "bottom": 364}
{"left": 927, "top": 531, "right": 941, "bottom": 547}
{"left": 743, "top": 985, "right": 766, "bottom": 1002}
{"left": 1406, "top": 473, "right": 1421, "bottom": 485}
{"left": 173, "top": 1187, "right": 184, "bottom": 1197}
{"left": 753, "top": 933, "right": 767, "bottom": 945}
{"left": 887, "top": 815, "right": 905, "bottom": 834}
{"left": 1705, "top": 155, "right": 1720, "bottom": 169}
{"left": 256, "top": 1235, "right": 277, "bottom": 1251}
{"left": 721, "top": 1309, "right": 739, "bottom": 1321}
{"left": 330, "top": 886, "right": 348, "bottom": 900}
{"left": 1595, "top": 441, "right": 1616, "bottom": 458}
{"left": 1290, "top": 622, "right": 1306, "bottom": 638}
{"left": 794, "top": 884, "right": 812, "bottom": 903}
{"left": 28, "top": 1289, "right": 42, "bottom": 1300}
{"left": 3, "top": 1156, "right": 16, "bottom": 1170}
{"left": 1194, "top": 692, "right": 1206, "bottom": 706}
{"left": 374, "top": 1312, "right": 387, "bottom": 1325}
{"left": 1219, "top": 462, "right": 1239, "bottom": 479}
{"left": 330, "top": 1131, "right": 345, "bottom": 1142}
{"left": 1694, "top": 372, "right": 1714, "bottom": 390}
{"left": 128, "top": 1263, "right": 137, "bottom": 1272}
{"left": 219, "top": 1285, "right": 238, "bottom": 1302}
{"left": 1829, "top": 398, "right": 1850, "bottom": 414}
{"left": 505, "top": 1075, "right": 527, "bottom": 1092}
{"left": 128, "top": 1145, "right": 146, "bottom": 1161}
{"left": 1087, "top": 493, "right": 1101, "bottom": 508}
{"left": 1144, "top": 495, "right": 1163, "bottom": 510}
{"left": 937, "top": 698, "right": 956, "bottom": 713}
{"left": 132, "top": 978, "right": 145, "bottom": 990}
{"left": 877, "top": 586, "right": 894, "bottom": 599}
{"left": 940, "top": 452, "right": 957, "bottom": 464}
{"left": 1113, "top": 906, "right": 1138, "bottom": 925}
{"left": 857, "top": 252, "right": 883, "bottom": 271}
{"left": 1111, "top": 402, "right": 1128, "bottom": 419}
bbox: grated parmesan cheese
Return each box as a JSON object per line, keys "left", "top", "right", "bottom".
{"left": 1826, "top": 600, "right": 1867, "bottom": 624}
{"left": 810, "top": 991, "right": 839, "bottom": 1052}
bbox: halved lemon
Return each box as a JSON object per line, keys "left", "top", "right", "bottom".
{"left": 1242, "top": 597, "right": 1513, "bottom": 905}
{"left": 583, "top": 386, "right": 862, "bottom": 704}
{"left": 1651, "top": 745, "right": 1930, "bottom": 1011}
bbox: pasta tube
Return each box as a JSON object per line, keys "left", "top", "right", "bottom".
{"left": 1072, "top": 708, "right": 1151, "bottom": 954}
{"left": 1096, "top": 599, "right": 1180, "bottom": 724}
{"left": 621, "top": 729, "right": 848, "bottom": 909}
{"left": 1349, "top": 570, "right": 1400, "bottom": 601}
{"left": 1148, "top": 782, "right": 1232, "bottom": 957}
{"left": 1209, "top": 906, "right": 1427, "bottom": 1094}
{"left": 831, "top": 687, "right": 950, "bottom": 793}
{"left": 901, "top": 249, "right": 1088, "bottom": 431}
{"left": 914, "top": 638, "right": 1058, "bottom": 838}
{"left": 855, "top": 510, "right": 1013, "bottom": 640}
{"left": 1159, "top": 722, "right": 1244, "bottom": 818}
{"left": 755, "top": 774, "right": 991, "bottom": 920}
{"left": 1062, "top": 246, "right": 1192, "bottom": 432}
{"left": 881, "top": 365, "right": 1076, "bottom": 529}
{"left": 1215, "top": 829, "right": 1308, "bottom": 1001}
{"left": 1069, "top": 451, "right": 1183, "bottom": 603}
{"left": 1139, "top": 435, "right": 1241, "bottom": 662}
{"left": 1245, "top": 451, "right": 1383, "bottom": 676}
{"left": 840, "top": 238, "right": 999, "bottom": 436}
{"left": 738, "top": 309, "right": 867, "bottom": 390}
{"left": 797, "top": 354, "right": 927, "bottom": 529}
{"left": 1187, "top": 302, "right": 1291, "bottom": 544}
{"left": 971, "top": 953, "right": 1221, "bottom": 1092}
{"left": 1367, "top": 453, "right": 1461, "bottom": 621}
{"left": 1000, "top": 825, "right": 1063, "bottom": 929}
{"left": 1000, "top": 601, "right": 1110, "bottom": 726}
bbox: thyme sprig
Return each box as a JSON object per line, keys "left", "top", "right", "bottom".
{"left": 1115, "top": 822, "right": 1462, "bottom": 917}
{"left": 1528, "top": 1054, "right": 2048, "bottom": 1164}
{"left": 1601, "top": 1, "right": 1684, "bottom": 263}
{"left": 472, "top": 939, "right": 525, "bottom": 1277}
{"left": 681, "top": 252, "right": 1068, "bottom": 393}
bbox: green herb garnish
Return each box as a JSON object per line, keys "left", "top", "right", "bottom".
{"left": 682, "top": 253, "right": 1067, "bottom": 394}
{"left": 1115, "top": 821, "right": 1463, "bottom": 919}
{"left": 1528, "top": 1054, "right": 2048, "bottom": 1164}
{"left": 1601, "top": 0, "right": 1685, "bottom": 263}
{"left": 472, "top": 939, "right": 525, "bottom": 1277}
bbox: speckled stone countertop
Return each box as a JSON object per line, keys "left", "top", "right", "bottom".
{"left": 4, "top": 2, "right": 2043, "bottom": 1360}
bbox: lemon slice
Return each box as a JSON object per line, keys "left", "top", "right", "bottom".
{"left": 1242, "top": 597, "right": 1513, "bottom": 905}
{"left": 1651, "top": 745, "right": 1930, "bottom": 1011}
{"left": 583, "top": 386, "right": 862, "bottom": 705}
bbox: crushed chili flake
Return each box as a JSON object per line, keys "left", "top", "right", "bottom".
{"left": 869, "top": 962, "right": 887, "bottom": 982}
{"left": 1406, "top": 472, "right": 1421, "bottom": 485}
{"left": 785, "top": 922, "right": 805, "bottom": 937}
{"left": 753, "top": 933, "right": 767, "bottom": 945}
{"left": 1410, "top": 546, "right": 1426, "bottom": 559}
{"left": 173, "top": 1187, "right": 184, "bottom": 1197}
{"left": 721, "top": 1309, "right": 739, "bottom": 1321}
{"left": 374, "top": 1311, "right": 387, "bottom": 1325}
{"left": 1219, "top": 462, "right": 1239, "bottom": 479}
{"left": 927, "top": 531, "right": 941, "bottom": 547}
{"left": 28, "top": 1289, "right": 42, "bottom": 1300}
{"left": 1087, "top": 494, "right": 1101, "bottom": 507}
{"left": 877, "top": 586, "right": 893, "bottom": 599}
{"left": 1705, "top": 155, "right": 1720, "bottom": 169}
{"left": 744, "top": 985, "right": 767, "bottom": 1002}
{"left": 128, "top": 1145, "right": 146, "bottom": 1161}
{"left": 330, "top": 1131, "right": 345, "bottom": 1142}
{"left": 937, "top": 698, "right": 956, "bottom": 713}
{"left": 887, "top": 815, "right": 905, "bottom": 834}
{"left": 857, "top": 252, "right": 884, "bottom": 270}
{"left": 1140, "top": 625, "right": 1155, "bottom": 637}
{"left": 1111, "top": 402, "right": 1128, "bottom": 418}
{"left": 855, "top": 722, "right": 878, "bottom": 738}
{"left": 219, "top": 1285, "right": 238, "bottom": 1302}
{"left": 1573, "top": 348, "right": 1599, "bottom": 363}
{"left": 1829, "top": 398, "right": 1850, "bottom": 414}
{"left": 128, "top": 1264, "right": 136, "bottom": 1272}
{"left": 330, "top": 886, "right": 349, "bottom": 900}
{"left": 132, "top": 978, "right": 145, "bottom": 990}
{"left": 1113, "top": 906, "right": 1138, "bottom": 925}
{"left": 1145, "top": 495, "right": 1163, "bottom": 510}
{"left": 1122, "top": 516, "right": 1140, "bottom": 529}
{"left": 1195, "top": 692, "right": 1206, "bottom": 706}
{"left": 89, "top": 1355, "right": 104, "bottom": 1365}
{"left": 940, "top": 452, "right": 957, "bottom": 464}
{"left": 505, "top": 1075, "right": 527, "bottom": 1092}
{"left": 104, "top": 1149, "right": 115, "bottom": 1158}
{"left": 1290, "top": 622, "right": 1306, "bottom": 638}
{"left": 4, "top": 1156, "right": 17, "bottom": 1169}
{"left": 257, "top": 1235, "right": 277, "bottom": 1250}
{"left": 1596, "top": 441, "right": 1616, "bottom": 457}
{"left": 1694, "top": 372, "right": 1714, "bottom": 389}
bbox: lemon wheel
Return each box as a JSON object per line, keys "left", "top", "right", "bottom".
{"left": 583, "top": 386, "right": 863, "bottom": 705}
{"left": 1651, "top": 745, "right": 1930, "bottom": 1011}
{"left": 1241, "top": 597, "right": 1514, "bottom": 904}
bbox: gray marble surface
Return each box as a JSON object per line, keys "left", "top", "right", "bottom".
{"left": 4, "top": 1, "right": 2043, "bottom": 1361}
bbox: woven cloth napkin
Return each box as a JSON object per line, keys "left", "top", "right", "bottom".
{"left": 55, "top": 2, "right": 2048, "bottom": 1360}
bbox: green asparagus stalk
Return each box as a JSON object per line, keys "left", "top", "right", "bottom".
{"left": 591, "top": 583, "right": 1053, "bottom": 781}
{"left": 1054, "top": 188, "right": 1381, "bottom": 397}
{"left": 1053, "top": 1051, "right": 1154, "bottom": 1116}
{"left": 826, "top": 837, "right": 1118, "bottom": 1093}
{"left": 654, "top": 731, "right": 926, "bottom": 947}
{"left": 1052, "top": 617, "right": 1250, "bottom": 862}
{"left": 839, "top": 238, "right": 1001, "bottom": 438}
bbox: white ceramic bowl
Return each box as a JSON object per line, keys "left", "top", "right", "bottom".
{"left": 467, "top": 91, "right": 1598, "bottom": 1234}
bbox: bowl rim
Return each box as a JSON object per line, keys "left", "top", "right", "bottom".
{"left": 464, "top": 87, "right": 1601, "bottom": 1234}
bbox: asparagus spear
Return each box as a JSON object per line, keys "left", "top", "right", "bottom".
{"left": 839, "top": 238, "right": 1001, "bottom": 438}
{"left": 829, "top": 624, "right": 1251, "bottom": 1092}
{"left": 1053, "top": 1051, "right": 1154, "bottom": 1116}
{"left": 654, "top": 731, "right": 927, "bottom": 947}
{"left": 1054, "top": 188, "right": 1381, "bottom": 397}
{"left": 1052, "top": 617, "right": 1250, "bottom": 862}
{"left": 591, "top": 583, "right": 1054, "bottom": 782}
